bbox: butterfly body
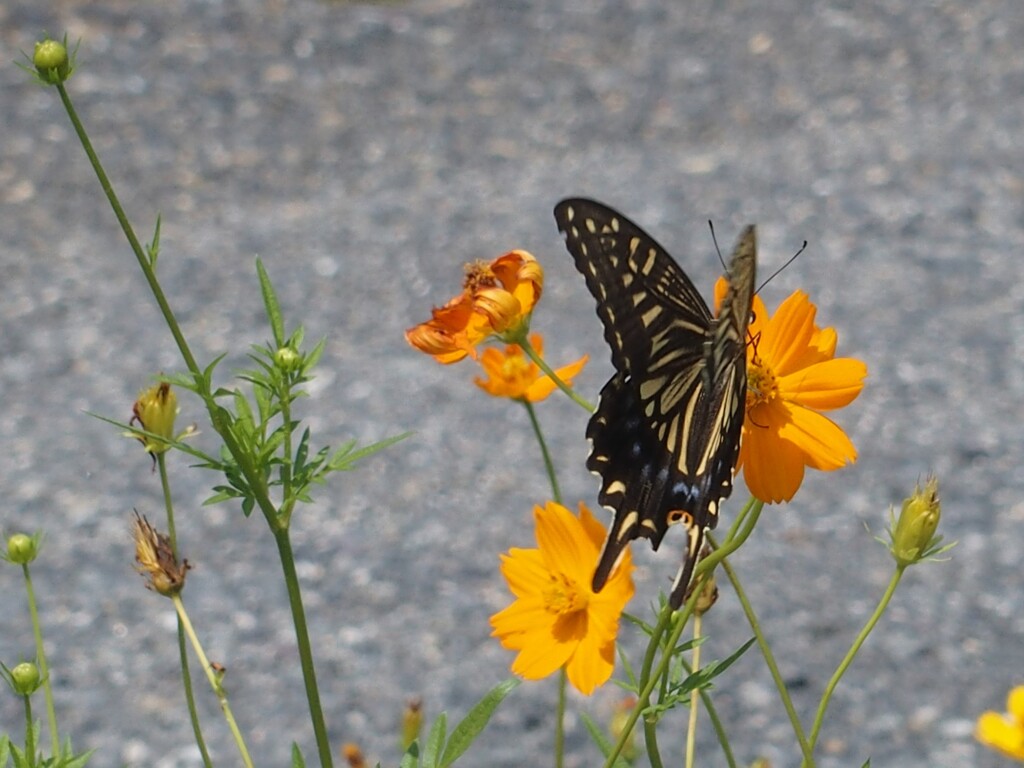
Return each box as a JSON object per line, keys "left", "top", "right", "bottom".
{"left": 555, "top": 199, "right": 756, "bottom": 608}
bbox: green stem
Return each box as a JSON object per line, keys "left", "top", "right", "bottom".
{"left": 681, "top": 656, "right": 738, "bottom": 768}
{"left": 684, "top": 612, "right": 704, "bottom": 768}
{"left": 57, "top": 84, "right": 199, "bottom": 375}
{"left": 717, "top": 550, "right": 811, "bottom": 765}
{"left": 517, "top": 336, "right": 594, "bottom": 412}
{"left": 158, "top": 455, "right": 213, "bottom": 768}
{"left": 173, "top": 595, "right": 254, "bottom": 768}
{"left": 21, "top": 564, "right": 59, "bottom": 757}
{"left": 606, "top": 498, "right": 765, "bottom": 768}
{"left": 802, "top": 566, "right": 905, "bottom": 768}
{"left": 523, "top": 401, "right": 562, "bottom": 504}
{"left": 56, "top": 82, "right": 275, "bottom": 528}
{"left": 279, "top": 393, "right": 296, "bottom": 526}
{"left": 23, "top": 694, "right": 35, "bottom": 762}
{"left": 273, "top": 527, "right": 334, "bottom": 768}
{"left": 555, "top": 668, "right": 566, "bottom": 768}
{"left": 56, "top": 75, "right": 331, "bottom": 760}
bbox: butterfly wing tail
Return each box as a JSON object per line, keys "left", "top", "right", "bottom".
{"left": 591, "top": 512, "right": 637, "bottom": 593}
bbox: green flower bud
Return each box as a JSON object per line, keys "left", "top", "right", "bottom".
{"left": 274, "top": 346, "right": 300, "bottom": 373}
{"left": 33, "top": 39, "right": 70, "bottom": 84}
{"left": 7, "top": 533, "right": 38, "bottom": 565}
{"left": 891, "top": 476, "right": 941, "bottom": 567}
{"left": 10, "top": 662, "right": 40, "bottom": 695}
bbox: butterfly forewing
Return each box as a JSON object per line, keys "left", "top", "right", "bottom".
{"left": 555, "top": 198, "right": 756, "bottom": 608}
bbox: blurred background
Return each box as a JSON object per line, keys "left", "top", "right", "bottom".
{"left": 2, "top": 0, "right": 1023, "bottom": 765}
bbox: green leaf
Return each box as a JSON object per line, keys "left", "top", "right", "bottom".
{"left": 439, "top": 678, "right": 519, "bottom": 767}
{"left": 147, "top": 214, "right": 162, "bottom": 268}
{"left": 422, "top": 712, "right": 447, "bottom": 768}
{"left": 305, "top": 337, "right": 326, "bottom": 370}
{"left": 580, "top": 712, "right": 633, "bottom": 767}
{"left": 398, "top": 741, "right": 420, "bottom": 768}
{"left": 616, "top": 644, "right": 638, "bottom": 690}
{"left": 256, "top": 258, "right": 286, "bottom": 347}
{"left": 329, "top": 432, "right": 413, "bottom": 472}
{"left": 290, "top": 742, "right": 306, "bottom": 768}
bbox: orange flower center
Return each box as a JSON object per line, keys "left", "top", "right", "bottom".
{"left": 464, "top": 261, "right": 498, "bottom": 292}
{"left": 746, "top": 355, "right": 778, "bottom": 408}
{"left": 500, "top": 352, "right": 531, "bottom": 381}
{"left": 542, "top": 573, "right": 589, "bottom": 616}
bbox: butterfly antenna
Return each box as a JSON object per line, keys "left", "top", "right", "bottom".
{"left": 707, "top": 220, "right": 727, "bottom": 271}
{"left": 756, "top": 239, "right": 807, "bottom": 294}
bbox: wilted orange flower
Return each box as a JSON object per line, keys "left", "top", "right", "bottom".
{"left": 406, "top": 250, "right": 543, "bottom": 364}
{"left": 474, "top": 334, "right": 587, "bottom": 402}
{"left": 490, "top": 501, "right": 634, "bottom": 695}
{"left": 977, "top": 686, "right": 1024, "bottom": 760}
{"left": 715, "top": 282, "right": 867, "bottom": 503}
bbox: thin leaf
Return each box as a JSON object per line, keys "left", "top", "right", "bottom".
{"left": 290, "top": 742, "right": 306, "bottom": 768}
{"left": 329, "top": 432, "right": 412, "bottom": 471}
{"left": 422, "top": 713, "right": 447, "bottom": 768}
{"left": 439, "top": 679, "right": 519, "bottom": 767}
{"left": 256, "top": 258, "right": 285, "bottom": 347}
{"left": 580, "top": 712, "right": 632, "bottom": 768}
{"left": 147, "top": 214, "right": 162, "bottom": 268}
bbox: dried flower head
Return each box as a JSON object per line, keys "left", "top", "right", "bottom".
{"left": 132, "top": 512, "right": 189, "bottom": 596}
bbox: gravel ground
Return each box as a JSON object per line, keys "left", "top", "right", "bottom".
{"left": 3, "top": 1, "right": 1024, "bottom": 766}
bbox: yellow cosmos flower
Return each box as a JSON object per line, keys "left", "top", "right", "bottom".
{"left": 405, "top": 250, "right": 544, "bottom": 364}
{"left": 715, "top": 282, "right": 867, "bottom": 503}
{"left": 490, "top": 501, "right": 634, "bottom": 695}
{"left": 977, "top": 686, "right": 1024, "bottom": 760}
{"left": 474, "top": 334, "right": 588, "bottom": 402}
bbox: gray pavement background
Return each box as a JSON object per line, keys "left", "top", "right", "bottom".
{"left": 3, "top": 0, "right": 1024, "bottom": 766}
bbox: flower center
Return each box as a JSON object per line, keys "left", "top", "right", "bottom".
{"left": 542, "top": 573, "right": 589, "bottom": 616}
{"left": 463, "top": 261, "right": 498, "bottom": 292}
{"left": 500, "top": 352, "right": 531, "bottom": 381}
{"left": 747, "top": 354, "right": 778, "bottom": 408}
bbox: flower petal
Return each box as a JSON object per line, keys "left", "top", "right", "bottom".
{"left": 740, "top": 404, "right": 807, "bottom": 503}
{"left": 525, "top": 354, "right": 588, "bottom": 402}
{"left": 534, "top": 502, "right": 601, "bottom": 585}
{"left": 564, "top": 626, "right": 616, "bottom": 695}
{"left": 779, "top": 358, "right": 867, "bottom": 410}
{"left": 778, "top": 401, "right": 858, "bottom": 470}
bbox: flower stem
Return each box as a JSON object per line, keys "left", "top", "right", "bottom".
{"left": 56, "top": 73, "right": 332, "bottom": 765}
{"left": 517, "top": 336, "right": 594, "bottom": 412}
{"left": 685, "top": 612, "right": 704, "bottom": 768}
{"left": 273, "top": 526, "right": 334, "bottom": 767}
{"left": 23, "top": 693, "right": 35, "bottom": 759}
{"left": 523, "top": 401, "right": 562, "bottom": 504}
{"left": 555, "top": 667, "right": 567, "bottom": 768}
{"left": 717, "top": 549, "right": 811, "bottom": 764}
{"left": 173, "top": 594, "right": 254, "bottom": 768}
{"left": 802, "top": 566, "right": 905, "bottom": 768}
{"left": 158, "top": 454, "right": 213, "bottom": 768}
{"left": 683, "top": 657, "right": 738, "bottom": 768}
{"left": 21, "top": 563, "right": 59, "bottom": 757}
{"left": 605, "top": 499, "right": 765, "bottom": 768}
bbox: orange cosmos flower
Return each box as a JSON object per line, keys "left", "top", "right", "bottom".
{"left": 715, "top": 281, "right": 867, "bottom": 503}
{"left": 474, "top": 334, "right": 588, "bottom": 402}
{"left": 490, "top": 501, "right": 634, "bottom": 695}
{"left": 977, "top": 686, "right": 1024, "bottom": 760}
{"left": 405, "top": 250, "right": 543, "bottom": 364}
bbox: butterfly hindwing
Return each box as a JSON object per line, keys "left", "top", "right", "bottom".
{"left": 555, "top": 198, "right": 756, "bottom": 608}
